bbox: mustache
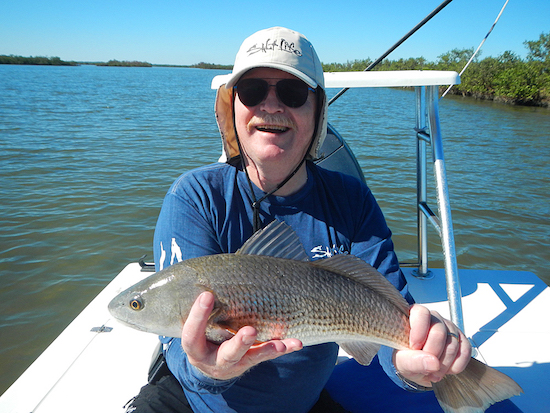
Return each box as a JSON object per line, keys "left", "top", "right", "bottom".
{"left": 247, "top": 114, "right": 297, "bottom": 132}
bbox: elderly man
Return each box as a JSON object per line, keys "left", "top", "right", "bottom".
{"left": 127, "top": 27, "right": 470, "bottom": 413}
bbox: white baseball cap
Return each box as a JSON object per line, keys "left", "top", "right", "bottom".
{"left": 224, "top": 26, "right": 325, "bottom": 90}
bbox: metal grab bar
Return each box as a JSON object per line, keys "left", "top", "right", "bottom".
{"left": 412, "top": 85, "right": 465, "bottom": 332}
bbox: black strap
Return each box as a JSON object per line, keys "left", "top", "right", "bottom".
{"left": 231, "top": 87, "right": 321, "bottom": 233}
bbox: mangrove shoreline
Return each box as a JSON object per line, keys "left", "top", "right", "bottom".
{"left": 3, "top": 32, "right": 549, "bottom": 107}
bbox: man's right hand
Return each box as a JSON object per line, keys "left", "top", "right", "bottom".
{"left": 180, "top": 291, "right": 303, "bottom": 381}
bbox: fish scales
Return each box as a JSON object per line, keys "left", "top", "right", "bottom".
{"left": 185, "top": 253, "right": 411, "bottom": 349}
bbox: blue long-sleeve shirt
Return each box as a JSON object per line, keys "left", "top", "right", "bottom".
{"left": 153, "top": 161, "right": 413, "bottom": 412}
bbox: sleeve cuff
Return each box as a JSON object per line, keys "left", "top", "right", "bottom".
{"left": 164, "top": 337, "right": 238, "bottom": 394}
{"left": 185, "top": 362, "right": 239, "bottom": 394}
{"left": 377, "top": 345, "right": 432, "bottom": 393}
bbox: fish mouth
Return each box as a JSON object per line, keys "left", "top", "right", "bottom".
{"left": 109, "top": 313, "right": 149, "bottom": 333}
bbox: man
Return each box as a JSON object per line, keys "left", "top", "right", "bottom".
{"left": 127, "top": 27, "right": 470, "bottom": 412}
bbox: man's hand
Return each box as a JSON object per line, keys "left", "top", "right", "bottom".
{"left": 181, "top": 291, "right": 303, "bottom": 381}
{"left": 394, "top": 304, "right": 472, "bottom": 388}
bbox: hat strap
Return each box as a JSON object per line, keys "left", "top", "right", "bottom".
{"left": 231, "top": 89, "right": 317, "bottom": 233}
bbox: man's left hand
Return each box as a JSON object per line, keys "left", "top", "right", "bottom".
{"left": 393, "top": 304, "right": 472, "bottom": 388}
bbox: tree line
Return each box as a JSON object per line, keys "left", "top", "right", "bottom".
{"left": 322, "top": 32, "right": 550, "bottom": 107}
{"left": 96, "top": 60, "right": 152, "bottom": 67}
{"left": 0, "top": 56, "right": 226, "bottom": 69}
{"left": 3, "top": 33, "right": 548, "bottom": 106}
{"left": 189, "top": 62, "right": 233, "bottom": 70}
{"left": 0, "top": 55, "right": 154, "bottom": 67}
{"left": 0, "top": 55, "right": 78, "bottom": 66}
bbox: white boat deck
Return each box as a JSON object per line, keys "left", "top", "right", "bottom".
{"left": 0, "top": 264, "right": 158, "bottom": 413}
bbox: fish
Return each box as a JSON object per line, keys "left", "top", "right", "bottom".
{"left": 108, "top": 220, "right": 522, "bottom": 413}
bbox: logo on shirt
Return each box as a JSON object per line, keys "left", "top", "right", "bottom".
{"left": 158, "top": 238, "right": 183, "bottom": 271}
{"left": 159, "top": 239, "right": 347, "bottom": 268}
{"left": 311, "top": 244, "right": 348, "bottom": 259}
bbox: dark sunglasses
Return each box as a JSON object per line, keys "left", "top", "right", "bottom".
{"left": 235, "top": 78, "right": 315, "bottom": 108}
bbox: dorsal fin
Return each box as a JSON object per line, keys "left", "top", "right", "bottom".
{"left": 236, "top": 220, "right": 309, "bottom": 262}
{"left": 311, "top": 255, "right": 410, "bottom": 315}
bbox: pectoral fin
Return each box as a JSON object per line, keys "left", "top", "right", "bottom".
{"left": 205, "top": 324, "right": 235, "bottom": 344}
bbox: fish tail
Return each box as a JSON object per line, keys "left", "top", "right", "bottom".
{"left": 432, "top": 358, "right": 523, "bottom": 413}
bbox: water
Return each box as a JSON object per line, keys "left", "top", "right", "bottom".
{"left": 1, "top": 65, "right": 549, "bottom": 394}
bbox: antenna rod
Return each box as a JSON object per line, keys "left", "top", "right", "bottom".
{"left": 441, "top": 0, "right": 509, "bottom": 98}
{"left": 328, "top": 0, "right": 454, "bottom": 106}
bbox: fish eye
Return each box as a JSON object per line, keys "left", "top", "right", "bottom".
{"left": 129, "top": 298, "right": 143, "bottom": 311}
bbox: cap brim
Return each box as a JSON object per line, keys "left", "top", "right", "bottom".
{"left": 225, "top": 63, "right": 318, "bottom": 89}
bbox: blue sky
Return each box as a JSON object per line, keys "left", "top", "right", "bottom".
{"left": 1, "top": 0, "right": 547, "bottom": 65}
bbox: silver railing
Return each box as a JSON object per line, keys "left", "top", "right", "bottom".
{"left": 409, "top": 85, "right": 464, "bottom": 331}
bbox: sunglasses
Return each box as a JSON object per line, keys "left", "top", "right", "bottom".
{"left": 235, "top": 78, "right": 316, "bottom": 108}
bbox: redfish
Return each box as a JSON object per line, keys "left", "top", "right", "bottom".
{"left": 109, "top": 221, "right": 522, "bottom": 413}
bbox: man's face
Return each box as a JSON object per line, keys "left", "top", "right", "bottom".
{"left": 234, "top": 68, "right": 316, "bottom": 177}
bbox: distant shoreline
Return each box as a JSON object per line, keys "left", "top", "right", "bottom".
{"left": 0, "top": 55, "right": 233, "bottom": 70}
{"left": 2, "top": 52, "right": 548, "bottom": 107}
{"left": 0, "top": 55, "right": 79, "bottom": 66}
